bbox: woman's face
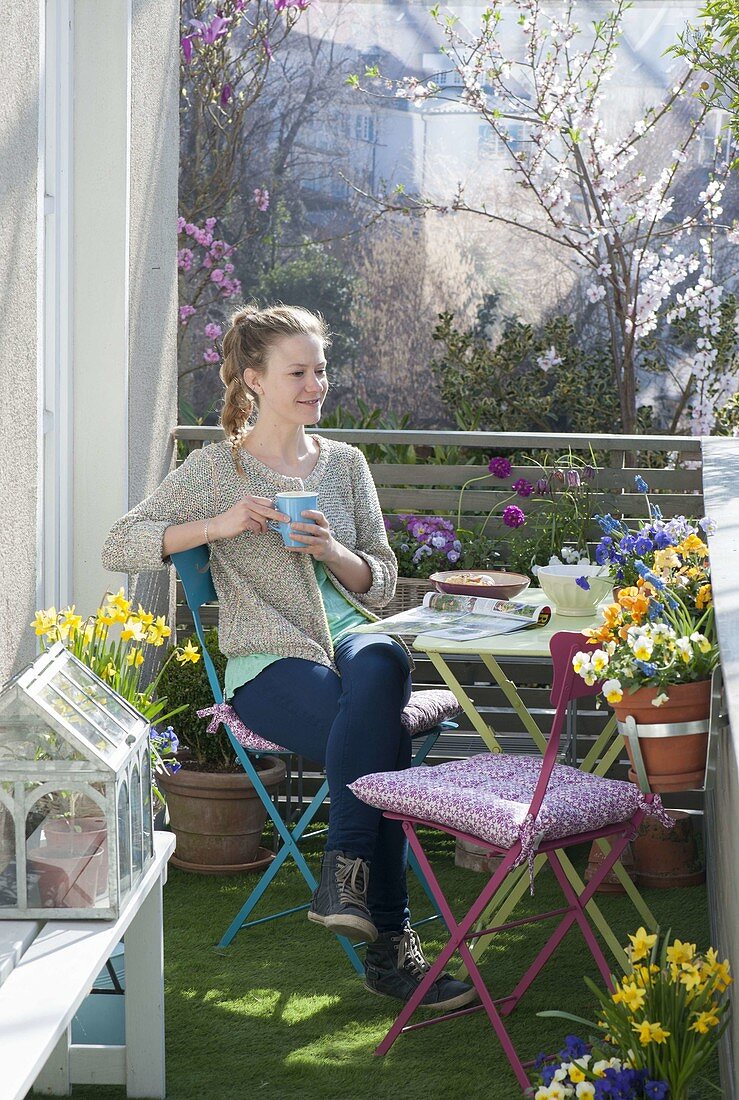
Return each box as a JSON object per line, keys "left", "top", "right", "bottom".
{"left": 245, "top": 333, "right": 329, "bottom": 428}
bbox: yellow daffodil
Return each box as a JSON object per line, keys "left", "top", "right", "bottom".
{"left": 108, "top": 587, "right": 131, "bottom": 614}
{"left": 176, "top": 640, "right": 201, "bottom": 665}
{"left": 146, "top": 616, "right": 172, "bottom": 647}
{"left": 627, "top": 927, "right": 658, "bottom": 963}
{"left": 678, "top": 963, "right": 703, "bottom": 992}
{"left": 126, "top": 649, "right": 144, "bottom": 668}
{"left": 621, "top": 983, "right": 647, "bottom": 1012}
{"left": 102, "top": 662, "right": 117, "bottom": 682}
{"left": 31, "top": 608, "right": 57, "bottom": 636}
{"left": 632, "top": 1020, "right": 670, "bottom": 1045}
{"left": 121, "top": 618, "right": 146, "bottom": 643}
{"left": 135, "top": 604, "right": 155, "bottom": 627}
{"left": 701, "top": 948, "right": 732, "bottom": 992}
{"left": 690, "top": 1007, "right": 720, "bottom": 1034}
{"left": 666, "top": 939, "right": 695, "bottom": 967}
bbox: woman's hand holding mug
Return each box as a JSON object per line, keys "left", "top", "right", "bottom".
{"left": 209, "top": 495, "right": 289, "bottom": 539}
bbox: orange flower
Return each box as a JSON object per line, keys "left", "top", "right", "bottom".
{"left": 696, "top": 584, "right": 712, "bottom": 610}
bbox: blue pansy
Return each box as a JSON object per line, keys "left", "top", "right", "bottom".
{"left": 635, "top": 659, "right": 657, "bottom": 676}
{"left": 560, "top": 1035, "right": 590, "bottom": 1059}
{"left": 540, "top": 1064, "right": 558, "bottom": 1086}
{"left": 645, "top": 1081, "right": 669, "bottom": 1100}
{"left": 634, "top": 535, "right": 653, "bottom": 555}
{"left": 619, "top": 535, "right": 636, "bottom": 554}
{"left": 652, "top": 529, "right": 673, "bottom": 549}
{"left": 576, "top": 575, "right": 591, "bottom": 590}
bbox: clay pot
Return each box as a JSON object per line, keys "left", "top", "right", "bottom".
{"left": 44, "top": 817, "right": 109, "bottom": 881}
{"left": 27, "top": 845, "right": 104, "bottom": 908}
{"left": 612, "top": 680, "right": 710, "bottom": 792}
{"left": 584, "top": 840, "right": 636, "bottom": 894}
{"left": 632, "top": 810, "right": 705, "bottom": 889}
{"left": 159, "top": 756, "right": 286, "bottom": 874}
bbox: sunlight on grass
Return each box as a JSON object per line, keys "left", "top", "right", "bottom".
{"left": 201, "top": 987, "right": 282, "bottom": 1018}
{"left": 281, "top": 993, "right": 342, "bottom": 1025}
{"left": 285, "top": 1020, "right": 391, "bottom": 1066}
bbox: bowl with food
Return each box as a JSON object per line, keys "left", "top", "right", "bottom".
{"left": 429, "top": 570, "right": 530, "bottom": 600}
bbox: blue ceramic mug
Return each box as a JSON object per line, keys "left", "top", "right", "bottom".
{"left": 273, "top": 491, "right": 319, "bottom": 547}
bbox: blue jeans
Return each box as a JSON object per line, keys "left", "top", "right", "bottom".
{"left": 231, "top": 632, "right": 413, "bottom": 933}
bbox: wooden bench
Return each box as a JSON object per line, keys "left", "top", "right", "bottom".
{"left": 0, "top": 831, "right": 175, "bottom": 1100}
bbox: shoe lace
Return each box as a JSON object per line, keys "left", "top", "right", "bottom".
{"left": 334, "top": 854, "right": 369, "bottom": 908}
{"left": 396, "top": 926, "right": 429, "bottom": 981}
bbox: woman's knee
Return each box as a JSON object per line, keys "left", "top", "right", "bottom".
{"left": 337, "top": 635, "right": 411, "bottom": 684}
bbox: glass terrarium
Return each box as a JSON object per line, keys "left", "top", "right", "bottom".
{"left": 0, "top": 641, "right": 154, "bottom": 919}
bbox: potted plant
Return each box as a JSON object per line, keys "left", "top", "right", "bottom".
{"left": 31, "top": 590, "right": 199, "bottom": 809}
{"left": 156, "top": 627, "right": 286, "bottom": 874}
{"left": 575, "top": 483, "right": 718, "bottom": 792}
{"left": 382, "top": 514, "right": 503, "bottom": 615}
{"left": 531, "top": 928, "right": 732, "bottom": 1100}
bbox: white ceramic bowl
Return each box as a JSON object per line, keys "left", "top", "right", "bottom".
{"left": 535, "top": 564, "right": 613, "bottom": 618}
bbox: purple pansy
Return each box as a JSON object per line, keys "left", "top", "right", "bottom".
{"left": 575, "top": 575, "right": 590, "bottom": 590}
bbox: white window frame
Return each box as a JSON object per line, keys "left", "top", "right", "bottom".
{"left": 38, "top": 0, "right": 73, "bottom": 611}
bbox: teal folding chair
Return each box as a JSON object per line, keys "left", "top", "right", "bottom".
{"left": 171, "top": 545, "right": 459, "bottom": 971}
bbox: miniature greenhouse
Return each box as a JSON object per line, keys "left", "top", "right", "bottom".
{"left": 0, "top": 641, "right": 154, "bottom": 919}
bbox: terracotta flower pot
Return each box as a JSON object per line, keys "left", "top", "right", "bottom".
{"left": 584, "top": 839, "right": 636, "bottom": 894}
{"left": 159, "top": 756, "right": 286, "bottom": 874}
{"left": 44, "top": 817, "right": 109, "bottom": 881}
{"left": 633, "top": 811, "right": 705, "bottom": 890}
{"left": 27, "top": 845, "right": 104, "bottom": 908}
{"left": 612, "top": 680, "right": 710, "bottom": 792}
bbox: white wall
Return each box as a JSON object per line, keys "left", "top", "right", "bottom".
{"left": 0, "top": 1, "right": 40, "bottom": 679}
{"left": 701, "top": 437, "right": 739, "bottom": 1098}
{"left": 0, "top": 0, "right": 179, "bottom": 686}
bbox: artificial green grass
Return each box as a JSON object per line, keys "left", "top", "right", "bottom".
{"left": 65, "top": 834, "right": 719, "bottom": 1100}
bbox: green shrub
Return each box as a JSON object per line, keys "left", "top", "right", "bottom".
{"left": 157, "top": 629, "right": 234, "bottom": 771}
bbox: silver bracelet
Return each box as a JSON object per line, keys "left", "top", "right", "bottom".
{"left": 204, "top": 520, "right": 211, "bottom": 545}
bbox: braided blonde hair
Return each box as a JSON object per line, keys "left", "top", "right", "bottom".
{"left": 219, "top": 303, "right": 331, "bottom": 473}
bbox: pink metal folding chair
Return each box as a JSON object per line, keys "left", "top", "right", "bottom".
{"left": 349, "top": 631, "right": 674, "bottom": 1089}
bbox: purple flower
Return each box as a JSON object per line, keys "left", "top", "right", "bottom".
{"left": 253, "top": 187, "right": 270, "bottom": 212}
{"left": 199, "top": 15, "right": 231, "bottom": 45}
{"left": 204, "top": 322, "right": 222, "bottom": 341}
{"left": 262, "top": 36, "right": 274, "bottom": 59}
{"left": 535, "top": 477, "right": 549, "bottom": 494}
{"left": 203, "top": 347, "right": 220, "bottom": 364}
{"left": 177, "top": 247, "right": 194, "bottom": 271}
{"left": 180, "top": 35, "right": 194, "bottom": 62}
{"left": 502, "top": 505, "right": 525, "bottom": 529}
{"left": 565, "top": 469, "right": 581, "bottom": 489}
{"left": 634, "top": 535, "right": 653, "bottom": 555}
{"left": 559, "top": 1035, "right": 590, "bottom": 1060}
{"left": 178, "top": 304, "right": 196, "bottom": 325}
{"left": 447, "top": 550, "right": 460, "bottom": 562}
{"left": 644, "top": 1082, "right": 669, "bottom": 1100}
{"left": 582, "top": 465, "right": 596, "bottom": 481}
{"left": 512, "top": 478, "right": 534, "bottom": 497}
{"left": 211, "top": 268, "right": 225, "bottom": 284}
{"left": 488, "top": 456, "right": 511, "bottom": 479}
{"left": 575, "top": 575, "right": 590, "bottom": 590}
{"left": 220, "top": 83, "right": 233, "bottom": 106}
{"left": 205, "top": 217, "right": 217, "bottom": 231}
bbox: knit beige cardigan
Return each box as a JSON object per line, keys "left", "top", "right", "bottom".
{"left": 101, "top": 437, "right": 398, "bottom": 668}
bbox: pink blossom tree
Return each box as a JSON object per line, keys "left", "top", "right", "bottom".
{"left": 353, "top": 0, "right": 738, "bottom": 434}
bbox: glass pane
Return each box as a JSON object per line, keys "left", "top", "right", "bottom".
{"left": 36, "top": 680, "right": 120, "bottom": 760}
{"left": 117, "top": 781, "right": 131, "bottom": 897}
{"left": 130, "top": 764, "right": 143, "bottom": 877}
{"left": 0, "top": 789, "right": 16, "bottom": 908}
{"left": 61, "top": 661, "right": 141, "bottom": 738}
{"left": 0, "top": 692, "right": 83, "bottom": 762}
{"left": 26, "top": 787, "right": 107, "bottom": 911}
{"left": 141, "top": 749, "right": 153, "bottom": 860}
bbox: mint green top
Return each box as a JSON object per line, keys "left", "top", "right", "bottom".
{"left": 224, "top": 562, "right": 369, "bottom": 699}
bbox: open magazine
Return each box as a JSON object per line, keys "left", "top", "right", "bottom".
{"left": 352, "top": 591, "right": 552, "bottom": 642}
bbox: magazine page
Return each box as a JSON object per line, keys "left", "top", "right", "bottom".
{"left": 352, "top": 592, "right": 551, "bottom": 641}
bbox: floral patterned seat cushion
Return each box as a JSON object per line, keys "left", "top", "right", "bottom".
{"left": 349, "top": 754, "right": 673, "bottom": 872}
{"left": 197, "top": 690, "right": 460, "bottom": 755}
